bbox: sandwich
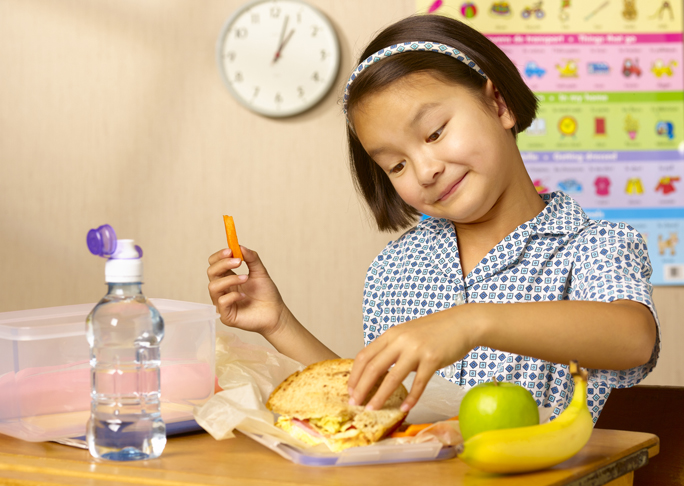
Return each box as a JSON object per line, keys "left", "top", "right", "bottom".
{"left": 265, "top": 359, "right": 408, "bottom": 452}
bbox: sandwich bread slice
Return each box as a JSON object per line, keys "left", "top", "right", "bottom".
{"left": 266, "top": 359, "right": 408, "bottom": 452}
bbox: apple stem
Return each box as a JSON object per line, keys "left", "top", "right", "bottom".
{"left": 492, "top": 377, "right": 499, "bottom": 386}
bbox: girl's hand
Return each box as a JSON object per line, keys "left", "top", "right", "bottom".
{"left": 347, "top": 306, "right": 475, "bottom": 412}
{"left": 207, "top": 246, "right": 288, "bottom": 337}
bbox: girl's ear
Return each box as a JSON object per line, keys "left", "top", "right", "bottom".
{"left": 484, "top": 79, "right": 517, "bottom": 131}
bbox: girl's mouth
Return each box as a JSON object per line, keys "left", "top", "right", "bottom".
{"left": 437, "top": 173, "right": 467, "bottom": 202}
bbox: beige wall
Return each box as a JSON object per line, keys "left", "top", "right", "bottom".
{"left": 1, "top": 0, "right": 681, "bottom": 385}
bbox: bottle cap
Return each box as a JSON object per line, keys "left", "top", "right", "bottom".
{"left": 87, "top": 224, "right": 117, "bottom": 257}
{"left": 87, "top": 225, "right": 145, "bottom": 283}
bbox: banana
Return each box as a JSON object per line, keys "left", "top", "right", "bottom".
{"left": 456, "top": 361, "right": 594, "bottom": 474}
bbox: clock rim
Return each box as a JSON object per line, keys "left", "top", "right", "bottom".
{"left": 216, "top": 0, "right": 341, "bottom": 118}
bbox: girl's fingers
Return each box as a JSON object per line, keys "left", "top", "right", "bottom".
{"left": 207, "top": 247, "right": 269, "bottom": 284}
{"left": 208, "top": 274, "right": 249, "bottom": 306}
{"left": 349, "top": 342, "right": 399, "bottom": 407}
{"left": 216, "top": 291, "right": 247, "bottom": 322}
{"left": 365, "top": 358, "right": 416, "bottom": 412}
{"left": 350, "top": 320, "right": 445, "bottom": 412}
{"left": 240, "top": 246, "right": 270, "bottom": 278}
{"left": 207, "top": 254, "right": 242, "bottom": 281}
{"left": 396, "top": 364, "right": 434, "bottom": 412}
{"left": 209, "top": 273, "right": 248, "bottom": 295}
{"left": 208, "top": 248, "right": 232, "bottom": 265}
{"left": 347, "top": 342, "right": 380, "bottom": 396}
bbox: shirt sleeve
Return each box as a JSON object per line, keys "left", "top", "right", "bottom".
{"left": 362, "top": 243, "right": 392, "bottom": 348}
{"left": 569, "top": 221, "right": 661, "bottom": 391}
{"left": 362, "top": 226, "right": 425, "bottom": 347}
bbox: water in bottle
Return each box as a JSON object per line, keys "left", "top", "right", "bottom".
{"left": 85, "top": 224, "right": 166, "bottom": 460}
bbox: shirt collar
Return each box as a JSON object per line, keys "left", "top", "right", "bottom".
{"left": 524, "top": 191, "right": 591, "bottom": 236}
{"left": 416, "top": 191, "right": 590, "bottom": 285}
{"left": 419, "top": 191, "right": 589, "bottom": 239}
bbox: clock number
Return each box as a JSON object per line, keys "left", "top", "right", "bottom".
{"left": 275, "top": 92, "right": 283, "bottom": 103}
{"left": 312, "top": 71, "right": 320, "bottom": 82}
{"left": 296, "top": 11, "right": 303, "bottom": 23}
{"left": 235, "top": 27, "right": 248, "bottom": 39}
{"left": 251, "top": 13, "right": 260, "bottom": 23}
{"left": 311, "top": 25, "right": 319, "bottom": 37}
{"left": 270, "top": 6, "right": 281, "bottom": 18}
{"left": 320, "top": 49, "right": 327, "bottom": 61}
{"left": 235, "top": 71, "right": 243, "bottom": 82}
{"left": 225, "top": 51, "right": 236, "bottom": 62}
{"left": 252, "top": 87, "right": 260, "bottom": 99}
{"left": 297, "top": 86, "right": 305, "bottom": 98}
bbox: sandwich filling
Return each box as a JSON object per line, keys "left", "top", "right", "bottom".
{"left": 275, "top": 416, "right": 370, "bottom": 451}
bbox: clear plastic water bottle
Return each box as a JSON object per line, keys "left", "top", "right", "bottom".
{"left": 85, "top": 224, "right": 166, "bottom": 461}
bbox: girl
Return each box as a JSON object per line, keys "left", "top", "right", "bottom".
{"left": 207, "top": 15, "right": 659, "bottom": 423}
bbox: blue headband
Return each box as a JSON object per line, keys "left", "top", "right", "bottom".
{"left": 342, "top": 41, "right": 488, "bottom": 117}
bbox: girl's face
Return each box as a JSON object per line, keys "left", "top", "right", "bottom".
{"left": 351, "top": 72, "right": 523, "bottom": 225}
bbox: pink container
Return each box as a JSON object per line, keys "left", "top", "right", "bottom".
{"left": 0, "top": 299, "right": 216, "bottom": 441}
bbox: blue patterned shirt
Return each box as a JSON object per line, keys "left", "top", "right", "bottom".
{"left": 362, "top": 192, "right": 661, "bottom": 423}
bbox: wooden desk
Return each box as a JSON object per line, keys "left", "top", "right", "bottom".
{"left": 0, "top": 428, "right": 658, "bottom": 486}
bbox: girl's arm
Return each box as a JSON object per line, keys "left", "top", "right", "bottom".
{"left": 348, "top": 299, "right": 657, "bottom": 412}
{"left": 470, "top": 299, "right": 655, "bottom": 371}
{"left": 208, "top": 246, "right": 338, "bottom": 365}
{"left": 262, "top": 306, "right": 340, "bottom": 364}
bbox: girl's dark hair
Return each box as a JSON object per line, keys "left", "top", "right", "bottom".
{"left": 346, "top": 15, "right": 538, "bottom": 232}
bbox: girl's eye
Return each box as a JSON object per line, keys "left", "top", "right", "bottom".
{"left": 390, "top": 161, "right": 406, "bottom": 174}
{"left": 427, "top": 126, "right": 445, "bottom": 143}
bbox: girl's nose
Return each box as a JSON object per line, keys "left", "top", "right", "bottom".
{"left": 414, "top": 154, "right": 445, "bottom": 186}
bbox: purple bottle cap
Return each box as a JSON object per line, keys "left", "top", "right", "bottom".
{"left": 87, "top": 224, "right": 117, "bottom": 257}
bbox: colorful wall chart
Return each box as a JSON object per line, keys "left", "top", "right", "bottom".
{"left": 416, "top": 0, "right": 684, "bottom": 284}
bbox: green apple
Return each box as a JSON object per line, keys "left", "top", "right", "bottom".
{"left": 459, "top": 378, "right": 539, "bottom": 441}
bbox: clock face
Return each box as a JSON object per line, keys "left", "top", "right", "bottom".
{"left": 217, "top": 0, "right": 341, "bottom": 118}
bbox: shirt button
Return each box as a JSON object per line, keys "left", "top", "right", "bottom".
{"left": 442, "top": 364, "right": 456, "bottom": 379}
{"left": 454, "top": 293, "right": 466, "bottom": 306}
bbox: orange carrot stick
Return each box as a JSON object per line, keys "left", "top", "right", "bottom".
{"left": 223, "top": 215, "right": 243, "bottom": 261}
{"left": 390, "top": 416, "right": 459, "bottom": 438}
{"left": 391, "top": 423, "right": 433, "bottom": 438}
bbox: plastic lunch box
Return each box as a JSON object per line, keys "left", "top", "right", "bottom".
{"left": 0, "top": 299, "right": 216, "bottom": 442}
{"left": 240, "top": 430, "right": 458, "bottom": 467}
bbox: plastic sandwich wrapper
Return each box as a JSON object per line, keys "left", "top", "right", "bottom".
{"left": 194, "top": 330, "right": 554, "bottom": 467}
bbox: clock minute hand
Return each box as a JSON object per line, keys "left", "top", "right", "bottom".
{"left": 277, "top": 16, "right": 288, "bottom": 48}
{"left": 273, "top": 29, "right": 295, "bottom": 63}
{"left": 273, "top": 16, "right": 288, "bottom": 63}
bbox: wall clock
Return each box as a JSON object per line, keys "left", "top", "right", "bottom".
{"left": 216, "top": 0, "right": 341, "bottom": 118}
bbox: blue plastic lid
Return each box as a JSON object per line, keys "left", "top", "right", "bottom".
{"left": 87, "top": 224, "right": 117, "bottom": 257}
